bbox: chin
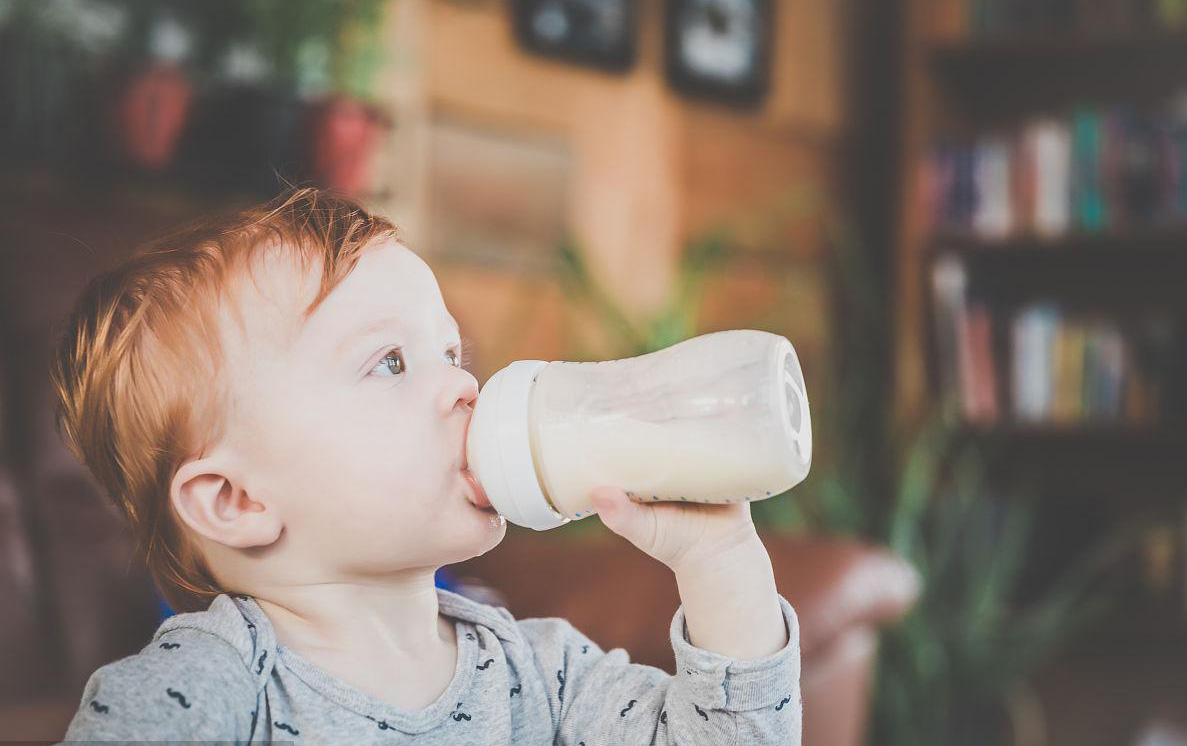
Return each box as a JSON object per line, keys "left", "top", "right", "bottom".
{"left": 435, "top": 509, "right": 507, "bottom": 566}
{"left": 455, "top": 531, "right": 505, "bottom": 566}
{"left": 469, "top": 514, "right": 507, "bottom": 553}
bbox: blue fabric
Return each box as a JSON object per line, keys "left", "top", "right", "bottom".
{"left": 434, "top": 566, "right": 457, "bottom": 591}
{"left": 154, "top": 588, "right": 176, "bottom": 623}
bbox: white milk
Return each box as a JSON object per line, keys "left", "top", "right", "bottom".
{"left": 532, "top": 414, "right": 806, "bottom": 519}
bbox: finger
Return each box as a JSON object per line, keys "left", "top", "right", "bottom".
{"left": 589, "top": 486, "right": 629, "bottom": 519}
{"left": 590, "top": 487, "right": 650, "bottom": 541}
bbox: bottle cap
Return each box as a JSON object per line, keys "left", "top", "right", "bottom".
{"left": 467, "top": 360, "right": 569, "bottom": 531}
{"left": 773, "top": 336, "right": 813, "bottom": 481}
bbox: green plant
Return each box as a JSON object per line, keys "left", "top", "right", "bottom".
{"left": 868, "top": 420, "right": 1140, "bottom": 746}
{"left": 555, "top": 226, "right": 734, "bottom": 360}
{"left": 329, "top": 0, "right": 387, "bottom": 101}
{"left": 243, "top": 0, "right": 387, "bottom": 99}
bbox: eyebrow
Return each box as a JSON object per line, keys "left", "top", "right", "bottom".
{"left": 334, "top": 315, "right": 461, "bottom": 356}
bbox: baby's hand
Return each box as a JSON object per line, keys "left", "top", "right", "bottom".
{"left": 590, "top": 487, "right": 760, "bottom": 574}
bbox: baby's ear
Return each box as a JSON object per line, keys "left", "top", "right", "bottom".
{"left": 170, "top": 455, "right": 281, "bottom": 549}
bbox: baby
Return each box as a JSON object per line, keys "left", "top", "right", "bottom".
{"left": 51, "top": 188, "right": 802, "bottom": 744}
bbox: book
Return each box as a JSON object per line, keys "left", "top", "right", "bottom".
{"left": 1012, "top": 303, "right": 1059, "bottom": 421}
{"left": 932, "top": 254, "right": 969, "bottom": 416}
{"left": 1028, "top": 119, "right": 1073, "bottom": 237}
{"left": 1053, "top": 319, "right": 1086, "bottom": 423}
{"left": 973, "top": 136, "right": 1014, "bottom": 239}
{"left": 1073, "top": 108, "right": 1108, "bottom": 232}
{"left": 967, "top": 304, "right": 999, "bottom": 421}
{"left": 1095, "top": 321, "right": 1126, "bottom": 419}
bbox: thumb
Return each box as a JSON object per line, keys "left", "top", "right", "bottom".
{"left": 591, "top": 487, "right": 651, "bottom": 544}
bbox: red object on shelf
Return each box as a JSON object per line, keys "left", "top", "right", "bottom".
{"left": 111, "top": 64, "right": 193, "bottom": 171}
{"left": 306, "top": 95, "right": 389, "bottom": 196}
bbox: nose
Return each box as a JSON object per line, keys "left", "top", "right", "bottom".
{"left": 447, "top": 367, "right": 480, "bottom": 414}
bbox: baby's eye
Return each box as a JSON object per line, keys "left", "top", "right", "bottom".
{"left": 371, "top": 348, "right": 405, "bottom": 377}
{"left": 370, "top": 346, "right": 464, "bottom": 377}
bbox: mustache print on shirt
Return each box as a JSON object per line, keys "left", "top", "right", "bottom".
{"left": 273, "top": 720, "right": 299, "bottom": 735}
{"left": 165, "top": 688, "right": 191, "bottom": 709}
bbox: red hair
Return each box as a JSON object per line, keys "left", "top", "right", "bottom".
{"left": 49, "top": 187, "right": 399, "bottom": 611}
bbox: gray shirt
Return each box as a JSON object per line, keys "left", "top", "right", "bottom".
{"left": 61, "top": 587, "right": 802, "bottom": 744}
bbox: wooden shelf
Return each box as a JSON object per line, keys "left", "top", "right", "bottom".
{"left": 945, "top": 423, "right": 1187, "bottom": 503}
{"left": 929, "top": 30, "right": 1187, "bottom": 66}
{"left": 959, "top": 421, "right": 1177, "bottom": 439}
{"left": 954, "top": 422, "right": 1187, "bottom": 461}
{"left": 925, "top": 30, "right": 1187, "bottom": 123}
{"left": 928, "top": 228, "right": 1187, "bottom": 258}
{"left": 926, "top": 231, "right": 1187, "bottom": 311}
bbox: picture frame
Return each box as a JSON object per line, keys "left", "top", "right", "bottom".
{"left": 664, "top": 0, "right": 774, "bottom": 108}
{"left": 510, "top": 0, "right": 638, "bottom": 73}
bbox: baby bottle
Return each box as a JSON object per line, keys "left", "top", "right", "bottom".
{"left": 465, "top": 329, "right": 812, "bottom": 530}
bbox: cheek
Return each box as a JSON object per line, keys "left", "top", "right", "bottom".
{"left": 268, "top": 390, "right": 451, "bottom": 511}
{"left": 242, "top": 371, "right": 458, "bottom": 503}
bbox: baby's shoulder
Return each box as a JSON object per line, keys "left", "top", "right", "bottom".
{"left": 151, "top": 594, "right": 274, "bottom": 678}
{"left": 63, "top": 602, "right": 262, "bottom": 741}
{"left": 93, "top": 594, "right": 265, "bottom": 697}
{"left": 512, "top": 614, "right": 602, "bottom": 654}
{"left": 94, "top": 624, "right": 255, "bottom": 694}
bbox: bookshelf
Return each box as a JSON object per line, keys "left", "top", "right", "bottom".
{"left": 899, "top": 0, "right": 1187, "bottom": 429}
{"left": 898, "top": 0, "right": 1187, "bottom": 676}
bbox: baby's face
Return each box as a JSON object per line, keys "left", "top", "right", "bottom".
{"left": 220, "top": 239, "right": 506, "bottom": 577}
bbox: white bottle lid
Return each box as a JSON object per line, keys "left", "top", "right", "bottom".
{"left": 774, "top": 336, "right": 813, "bottom": 475}
{"left": 468, "top": 359, "right": 569, "bottom": 531}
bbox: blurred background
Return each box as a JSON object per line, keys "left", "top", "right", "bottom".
{"left": 1, "top": 1, "right": 1186, "bottom": 744}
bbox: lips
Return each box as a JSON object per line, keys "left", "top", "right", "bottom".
{"left": 460, "top": 415, "right": 493, "bottom": 510}
{"left": 462, "top": 468, "right": 493, "bottom": 510}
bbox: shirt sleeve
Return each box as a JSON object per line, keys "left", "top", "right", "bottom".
{"left": 512, "top": 592, "right": 802, "bottom": 746}
{"left": 61, "top": 626, "right": 259, "bottom": 742}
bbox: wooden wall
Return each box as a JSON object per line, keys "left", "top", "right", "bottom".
{"left": 371, "top": 0, "right": 852, "bottom": 381}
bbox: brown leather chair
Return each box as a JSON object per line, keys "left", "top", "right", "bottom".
{"left": 0, "top": 181, "right": 920, "bottom": 744}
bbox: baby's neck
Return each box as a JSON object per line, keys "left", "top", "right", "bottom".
{"left": 252, "top": 571, "right": 444, "bottom": 648}
{"left": 250, "top": 573, "right": 461, "bottom": 710}
{"left": 286, "top": 612, "right": 459, "bottom": 712}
